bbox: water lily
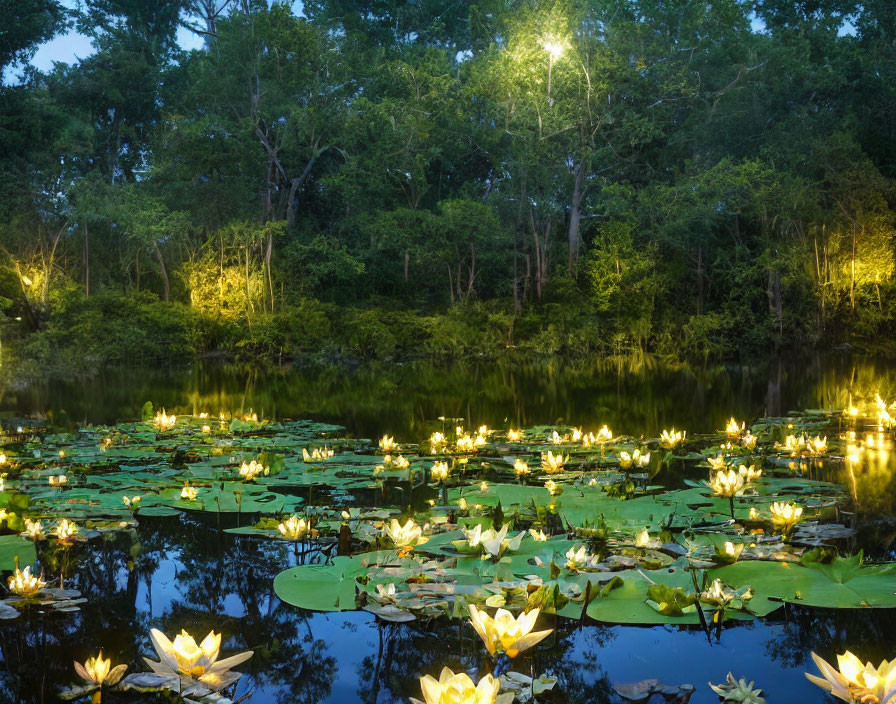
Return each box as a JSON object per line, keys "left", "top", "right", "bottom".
{"left": 700, "top": 578, "right": 752, "bottom": 610}
{"left": 8, "top": 565, "right": 45, "bottom": 597}
{"left": 805, "top": 651, "right": 896, "bottom": 704}
{"left": 714, "top": 541, "right": 745, "bottom": 564}
{"left": 375, "top": 582, "right": 396, "bottom": 600}
{"left": 709, "top": 673, "right": 766, "bottom": 704}
{"left": 708, "top": 469, "right": 745, "bottom": 498}
{"left": 180, "top": 484, "right": 198, "bottom": 501}
{"left": 541, "top": 450, "right": 568, "bottom": 474}
{"left": 738, "top": 464, "right": 762, "bottom": 482}
{"left": 154, "top": 410, "right": 177, "bottom": 431}
{"left": 468, "top": 605, "right": 552, "bottom": 657}
{"left": 726, "top": 418, "right": 745, "bottom": 437}
{"left": 379, "top": 435, "right": 396, "bottom": 452}
{"left": 565, "top": 544, "right": 589, "bottom": 570}
{"left": 513, "top": 458, "right": 530, "bottom": 476}
{"left": 529, "top": 528, "right": 548, "bottom": 541}
{"left": 74, "top": 652, "right": 127, "bottom": 687}
{"left": 597, "top": 425, "right": 613, "bottom": 442}
{"left": 392, "top": 454, "right": 410, "bottom": 469}
{"left": 278, "top": 515, "right": 310, "bottom": 540}
{"left": 22, "top": 519, "right": 43, "bottom": 540}
{"left": 460, "top": 524, "right": 523, "bottom": 558}
{"left": 123, "top": 495, "right": 141, "bottom": 509}
{"left": 544, "top": 479, "right": 561, "bottom": 496}
{"left": 55, "top": 518, "right": 79, "bottom": 542}
{"left": 411, "top": 667, "right": 512, "bottom": 704}
{"left": 48, "top": 475, "right": 68, "bottom": 487}
{"left": 619, "top": 449, "right": 650, "bottom": 470}
{"left": 458, "top": 497, "right": 468, "bottom": 511}
{"left": 239, "top": 459, "right": 268, "bottom": 480}
{"left": 634, "top": 529, "right": 653, "bottom": 548}
{"left": 708, "top": 454, "right": 727, "bottom": 471}
{"left": 145, "top": 628, "right": 253, "bottom": 690}
{"left": 431, "top": 461, "right": 449, "bottom": 481}
{"left": 383, "top": 518, "right": 427, "bottom": 547}
{"left": 769, "top": 501, "right": 803, "bottom": 532}
{"left": 660, "top": 428, "right": 686, "bottom": 448}
{"left": 507, "top": 428, "right": 523, "bottom": 442}
{"left": 807, "top": 435, "right": 828, "bottom": 455}
{"left": 456, "top": 434, "right": 475, "bottom": 452}
{"left": 743, "top": 432, "right": 758, "bottom": 450}
{"left": 430, "top": 432, "right": 446, "bottom": 452}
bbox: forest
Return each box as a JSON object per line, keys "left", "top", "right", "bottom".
{"left": 2, "top": 0, "right": 895, "bottom": 374}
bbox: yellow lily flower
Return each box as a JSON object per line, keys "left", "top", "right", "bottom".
{"left": 806, "top": 651, "right": 896, "bottom": 704}
{"left": 468, "top": 605, "right": 552, "bottom": 657}
{"left": 8, "top": 565, "right": 45, "bottom": 597}
{"left": 278, "top": 515, "right": 310, "bottom": 540}
{"left": 145, "top": 628, "right": 253, "bottom": 690}
{"left": 74, "top": 651, "right": 127, "bottom": 686}
{"left": 411, "top": 667, "right": 513, "bottom": 704}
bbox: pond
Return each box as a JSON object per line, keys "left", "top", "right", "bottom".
{"left": 0, "top": 353, "right": 894, "bottom": 704}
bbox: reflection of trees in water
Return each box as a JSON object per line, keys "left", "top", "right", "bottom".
{"left": 764, "top": 606, "right": 896, "bottom": 670}
{"left": 0, "top": 516, "right": 340, "bottom": 704}
{"left": 355, "top": 616, "right": 616, "bottom": 704}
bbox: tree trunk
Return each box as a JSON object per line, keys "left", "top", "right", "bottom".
{"left": 153, "top": 241, "right": 170, "bottom": 302}
{"left": 83, "top": 221, "right": 89, "bottom": 298}
{"left": 265, "top": 230, "right": 274, "bottom": 311}
{"left": 568, "top": 161, "right": 587, "bottom": 273}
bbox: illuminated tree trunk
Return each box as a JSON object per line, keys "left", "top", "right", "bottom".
{"left": 568, "top": 161, "right": 586, "bottom": 273}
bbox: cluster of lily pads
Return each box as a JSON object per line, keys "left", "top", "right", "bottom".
{"left": 0, "top": 397, "right": 894, "bottom": 703}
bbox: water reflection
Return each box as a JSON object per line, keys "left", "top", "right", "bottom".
{"left": 0, "top": 354, "right": 895, "bottom": 702}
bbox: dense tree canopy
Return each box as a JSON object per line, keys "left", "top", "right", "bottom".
{"left": 1, "top": 0, "right": 894, "bottom": 367}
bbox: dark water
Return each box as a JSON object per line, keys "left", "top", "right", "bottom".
{"left": 1, "top": 354, "right": 895, "bottom": 704}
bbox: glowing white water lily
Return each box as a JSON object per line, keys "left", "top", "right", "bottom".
{"left": 430, "top": 432, "right": 446, "bottom": 452}
{"left": 807, "top": 435, "right": 828, "bottom": 455}
{"left": 506, "top": 429, "right": 523, "bottom": 443}
{"left": 570, "top": 428, "right": 583, "bottom": 442}
{"left": 154, "top": 410, "right": 177, "bottom": 431}
{"left": 738, "top": 464, "right": 762, "bottom": 482}
{"left": 749, "top": 507, "right": 759, "bottom": 520}
{"left": 513, "top": 458, "right": 530, "bottom": 476}
{"left": 456, "top": 434, "right": 475, "bottom": 452}
{"left": 783, "top": 434, "right": 805, "bottom": 453}
{"left": 541, "top": 450, "right": 568, "bottom": 474}
{"left": 303, "top": 447, "right": 334, "bottom": 462}
{"left": 716, "top": 541, "right": 745, "bottom": 562}
{"left": 461, "top": 524, "right": 524, "bottom": 558}
{"left": 392, "top": 454, "right": 410, "bottom": 469}
{"left": 201, "top": 425, "right": 211, "bottom": 433}
{"left": 383, "top": 518, "right": 427, "bottom": 547}
{"left": 619, "top": 449, "right": 650, "bottom": 470}
{"left": 468, "top": 605, "right": 553, "bottom": 657}
{"left": 0, "top": 454, "right": 6, "bottom": 464}
{"left": 743, "top": 432, "right": 757, "bottom": 450}
{"left": 22, "top": 519, "right": 43, "bottom": 540}
{"left": 8, "top": 565, "right": 45, "bottom": 597}
{"left": 769, "top": 501, "right": 803, "bottom": 532}
{"left": 181, "top": 485, "right": 198, "bottom": 501}
{"left": 544, "top": 479, "right": 560, "bottom": 496}
{"left": 123, "top": 495, "right": 141, "bottom": 509}
{"left": 708, "top": 454, "right": 727, "bottom": 471}
{"left": 549, "top": 430, "right": 562, "bottom": 444}
{"left": 701, "top": 578, "right": 751, "bottom": 609}
{"left": 565, "top": 545, "right": 590, "bottom": 570}
{"left": 596, "top": 425, "right": 613, "bottom": 442}
{"left": 145, "top": 628, "right": 253, "bottom": 689}
{"left": 528, "top": 528, "right": 548, "bottom": 541}
{"left": 708, "top": 469, "right": 745, "bottom": 498}
{"left": 410, "top": 667, "right": 512, "bottom": 704}
{"left": 479, "top": 481, "right": 489, "bottom": 492}
{"left": 55, "top": 518, "right": 79, "bottom": 542}
{"left": 278, "top": 515, "right": 310, "bottom": 540}
{"left": 805, "top": 651, "right": 896, "bottom": 704}
{"left": 239, "top": 459, "right": 267, "bottom": 480}
{"left": 244, "top": 412, "right": 258, "bottom": 422}
{"left": 431, "top": 461, "right": 449, "bottom": 481}
{"left": 725, "top": 418, "right": 745, "bottom": 437}
{"left": 660, "top": 428, "right": 685, "bottom": 448}
{"left": 48, "top": 475, "right": 68, "bottom": 487}
{"left": 458, "top": 497, "right": 468, "bottom": 510}
{"left": 74, "top": 652, "right": 127, "bottom": 686}
{"left": 379, "top": 435, "right": 396, "bottom": 452}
